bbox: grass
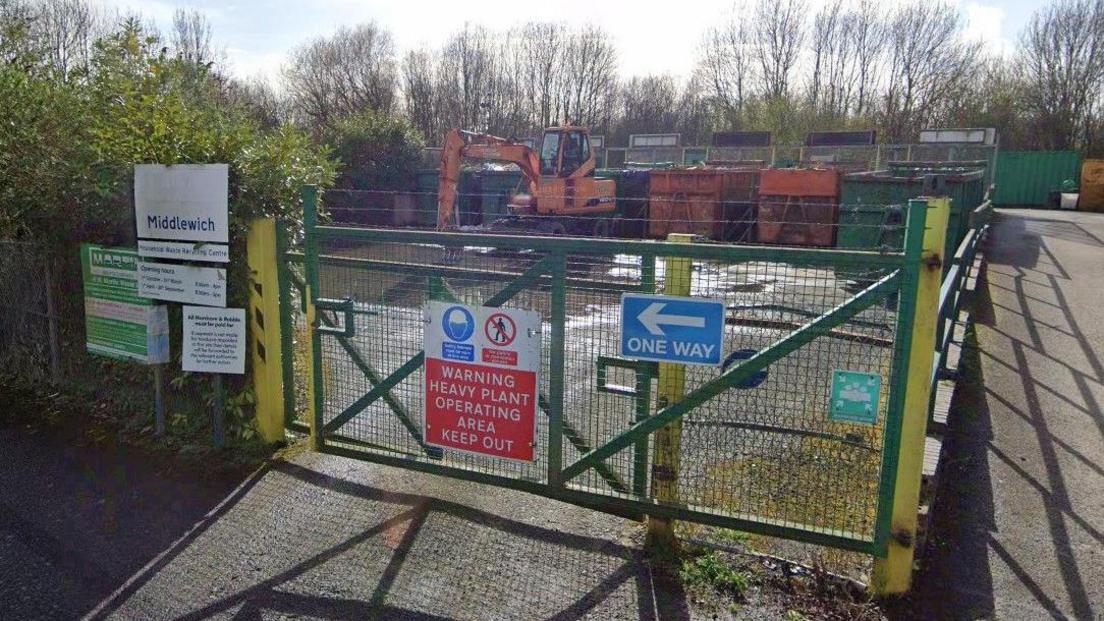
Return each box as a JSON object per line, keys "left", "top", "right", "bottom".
{"left": 0, "top": 373, "right": 273, "bottom": 473}
{"left": 679, "top": 550, "right": 751, "bottom": 598}
{"left": 690, "top": 428, "right": 886, "bottom": 578}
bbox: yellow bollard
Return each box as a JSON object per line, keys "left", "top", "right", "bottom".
{"left": 247, "top": 217, "right": 287, "bottom": 444}
{"left": 871, "top": 197, "right": 950, "bottom": 594}
{"left": 646, "top": 233, "right": 694, "bottom": 550}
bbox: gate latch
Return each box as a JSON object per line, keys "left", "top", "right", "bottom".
{"left": 315, "top": 297, "right": 356, "bottom": 338}
{"left": 596, "top": 356, "right": 657, "bottom": 397}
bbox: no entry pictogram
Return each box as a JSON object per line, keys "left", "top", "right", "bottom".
{"left": 484, "top": 312, "right": 516, "bottom": 346}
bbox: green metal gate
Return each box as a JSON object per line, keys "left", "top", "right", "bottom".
{"left": 281, "top": 188, "right": 933, "bottom": 557}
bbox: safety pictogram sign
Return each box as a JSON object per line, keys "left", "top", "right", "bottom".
{"left": 423, "top": 301, "right": 541, "bottom": 461}
{"left": 829, "top": 370, "right": 882, "bottom": 425}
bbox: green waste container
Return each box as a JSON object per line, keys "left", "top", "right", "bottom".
{"left": 839, "top": 169, "right": 986, "bottom": 284}
{"left": 596, "top": 168, "right": 651, "bottom": 238}
{"left": 472, "top": 169, "right": 524, "bottom": 224}
{"left": 414, "top": 169, "right": 440, "bottom": 227}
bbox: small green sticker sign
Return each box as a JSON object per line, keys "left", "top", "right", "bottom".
{"left": 81, "top": 244, "right": 169, "bottom": 364}
{"left": 829, "top": 370, "right": 882, "bottom": 425}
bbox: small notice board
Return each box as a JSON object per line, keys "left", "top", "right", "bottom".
{"left": 81, "top": 244, "right": 169, "bottom": 364}
{"left": 182, "top": 306, "right": 246, "bottom": 374}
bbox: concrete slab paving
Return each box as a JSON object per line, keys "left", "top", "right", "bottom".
{"left": 917, "top": 209, "right": 1104, "bottom": 620}
{"left": 86, "top": 450, "right": 692, "bottom": 620}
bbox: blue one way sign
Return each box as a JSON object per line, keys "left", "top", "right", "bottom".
{"left": 620, "top": 294, "right": 725, "bottom": 366}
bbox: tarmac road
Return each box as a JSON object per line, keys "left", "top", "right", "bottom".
{"left": 0, "top": 428, "right": 242, "bottom": 620}
{"left": 915, "top": 209, "right": 1104, "bottom": 620}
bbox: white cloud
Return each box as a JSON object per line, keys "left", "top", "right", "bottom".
{"left": 963, "top": 2, "right": 1013, "bottom": 56}
{"left": 224, "top": 48, "right": 285, "bottom": 85}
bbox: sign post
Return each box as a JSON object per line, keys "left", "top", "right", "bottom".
{"left": 628, "top": 234, "right": 708, "bottom": 549}
{"left": 132, "top": 164, "right": 237, "bottom": 447}
{"left": 422, "top": 301, "right": 541, "bottom": 461}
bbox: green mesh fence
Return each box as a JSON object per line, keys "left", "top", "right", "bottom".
{"left": 279, "top": 188, "right": 924, "bottom": 555}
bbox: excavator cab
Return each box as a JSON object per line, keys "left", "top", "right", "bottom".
{"left": 539, "top": 128, "right": 591, "bottom": 178}
{"left": 437, "top": 125, "right": 615, "bottom": 231}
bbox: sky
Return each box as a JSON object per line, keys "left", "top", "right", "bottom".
{"left": 97, "top": 0, "right": 1049, "bottom": 86}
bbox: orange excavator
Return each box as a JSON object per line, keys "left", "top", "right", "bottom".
{"left": 437, "top": 126, "right": 617, "bottom": 235}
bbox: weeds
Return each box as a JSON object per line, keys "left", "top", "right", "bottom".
{"left": 680, "top": 551, "right": 750, "bottom": 598}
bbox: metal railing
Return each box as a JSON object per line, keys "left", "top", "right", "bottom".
{"left": 929, "top": 199, "right": 994, "bottom": 424}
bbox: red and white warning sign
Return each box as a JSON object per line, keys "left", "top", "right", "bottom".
{"left": 423, "top": 301, "right": 541, "bottom": 461}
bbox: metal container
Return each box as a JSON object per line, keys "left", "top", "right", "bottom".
{"left": 470, "top": 169, "right": 524, "bottom": 223}
{"left": 993, "top": 151, "right": 1082, "bottom": 207}
{"left": 839, "top": 169, "right": 986, "bottom": 270}
{"left": 597, "top": 168, "right": 652, "bottom": 238}
{"left": 414, "top": 169, "right": 440, "bottom": 226}
{"left": 411, "top": 168, "right": 524, "bottom": 227}
{"left": 647, "top": 168, "right": 759, "bottom": 241}
{"left": 1080, "top": 159, "right": 1104, "bottom": 212}
{"left": 756, "top": 169, "right": 840, "bottom": 247}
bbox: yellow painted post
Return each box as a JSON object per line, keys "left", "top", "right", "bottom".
{"left": 247, "top": 217, "right": 286, "bottom": 444}
{"left": 872, "top": 197, "right": 950, "bottom": 594}
{"left": 646, "top": 233, "right": 694, "bottom": 549}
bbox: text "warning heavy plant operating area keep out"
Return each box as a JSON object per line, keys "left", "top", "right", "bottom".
{"left": 423, "top": 301, "right": 541, "bottom": 461}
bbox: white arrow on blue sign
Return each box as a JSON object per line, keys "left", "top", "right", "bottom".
{"left": 620, "top": 294, "right": 726, "bottom": 366}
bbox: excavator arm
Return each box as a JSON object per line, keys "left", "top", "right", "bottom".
{"left": 437, "top": 129, "right": 541, "bottom": 230}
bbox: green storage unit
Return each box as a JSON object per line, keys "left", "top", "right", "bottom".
{"left": 839, "top": 170, "right": 986, "bottom": 279}
{"left": 683, "top": 148, "right": 708, "bottom": 165}
{"left": 469, "top": 169, "right": 524, "bottom": 224}
{"left": 414, "top": 169, "right": 525, "bottom": 227}
{"left": 993, "top": 151, "right": 1082, "bottom": 207}
{"left": 414, "top": 169, "right": 440, "bottom": 227}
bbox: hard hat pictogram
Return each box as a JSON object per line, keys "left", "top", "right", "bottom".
{"left": 442, "top": 306, "right": 475, "bottom": 342}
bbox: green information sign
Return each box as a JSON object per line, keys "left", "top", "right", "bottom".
{"left": 829, "top": 370, "right": 882, "bottom": 425}
{"left": 81, "top": 244, "right": 169, "bottom": 364}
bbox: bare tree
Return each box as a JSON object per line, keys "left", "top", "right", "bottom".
{"left": 401, "top": 48, "right": 441, "bottom": 142}
{"left": 0, "top": 0, "right": 105, "bottom": 79}
{"left": 284, "top": 22, "right": 397, "bottom": 127}
{"left": 1019, "top": 0, "right": 1104, "bottom": 150}
{"left": 753, "top": 0, "right": 806, "bottom": 99}
{"left": 676, "top": 73, "right": 714, "bottom": 144}
{"left": 436, "top": 24, "right": 501, "bottom": 132}
{"left": 851, "top": 0, "right": 886, "bottom": 118}
{"left": 882, "top": 1, "right": 980, "bottom": 141}
{"left": 612, "top": 75, "right": 680, "bottom": 144}
{"left": 560, "top": 25, "right": 618, "bottom": 129}
{"left": 225, "top": 75, "right": 286, "bottom": 128}
{"left": 699, "top": 15, "right": 757, "bottom": 128}
{"left": 516, "top": 21, "right": 566, "bottom": 129}
{"left": 808, "top": 0, "right": 870, "bottom": 121}
{"left": 171, "top": 8, "right": 213, "bottom": 66}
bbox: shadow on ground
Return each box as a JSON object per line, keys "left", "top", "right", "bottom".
{"left": 903, "top": 211, "right": 1104, "bottom": 620}
{"left": 0, "top": 422, "right": 249, "bottom": 620}
{"left": 87, "top": 455, "right": 690, "bottom": 620}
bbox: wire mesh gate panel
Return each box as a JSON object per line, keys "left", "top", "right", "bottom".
{"left": 289, "top": 195, "right": 926, "bottom": 556}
